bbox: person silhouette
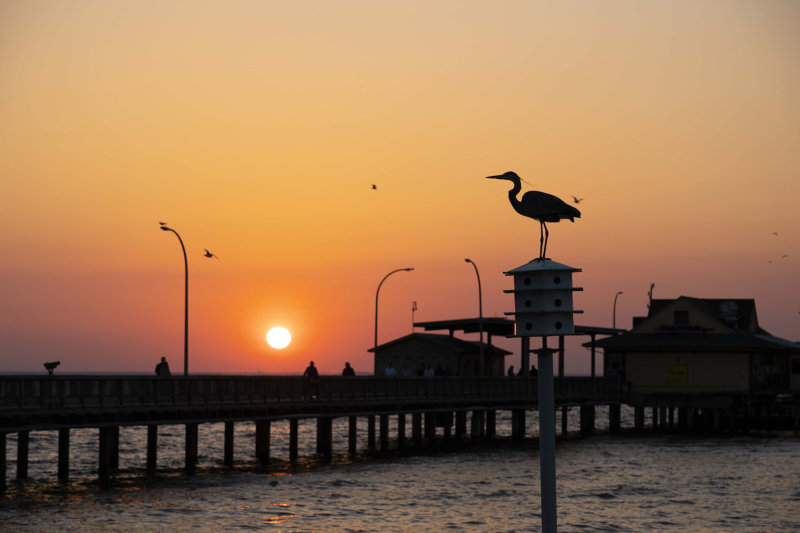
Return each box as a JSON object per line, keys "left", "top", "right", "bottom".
{"left": 155, "top": 356, "right": 171, "bottom": 376}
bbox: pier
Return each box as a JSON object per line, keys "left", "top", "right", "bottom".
{"left": 1, "top": 374, "right": 797, "bottom": 490}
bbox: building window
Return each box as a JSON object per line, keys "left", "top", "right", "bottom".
{"left": 674, "top": 310, "right": 689, "bottom": 327}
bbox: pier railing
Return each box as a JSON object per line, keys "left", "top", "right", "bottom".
{"left": 0, "top": 375, "right": 621, "bottom": 412}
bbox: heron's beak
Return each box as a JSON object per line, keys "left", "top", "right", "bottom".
{"left": 485, "top": 174, "right": 505, "bottom": 180}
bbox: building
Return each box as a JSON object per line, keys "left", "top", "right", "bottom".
{"left": 593, "top": 296, "right": 800, "bottom": 394}
{"left": 369, "top": 332, "right": 511, "bottom": 377}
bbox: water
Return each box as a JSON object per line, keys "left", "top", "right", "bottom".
{"left": 2, "top": 408, "right": 799, "bottom": 532}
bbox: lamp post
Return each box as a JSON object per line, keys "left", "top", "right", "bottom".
{"left": 160, "top": 224, "right": 189, "bottom": 375}
{"left": 464, "top": 258, "right": 484, "bottom": 371}
{"left": 374, "top": 268, "right": 414, "bottom": 350}
{"left": 613, "top": 290, "right": 623, "bottom": 329}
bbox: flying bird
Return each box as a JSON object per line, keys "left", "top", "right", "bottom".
{"left": 159, "top": 221, "right": 167, "bottom": 226}
{"left": 371, "top": 184, "right": 377, "bottom": 190}
{"left": 487, "top": 171, "right": 581, "bottom": 260}
{"left": 571, "top": 195, "right": 583, "bottom": 204}
{"left": 782, "top": 254, "right": 789, "bottom": 259}
{"left": 204, "top": 249, "right": 219, "bottom": 260}
{"left": 772, "top": 232, "right": 778, "bottom": 236}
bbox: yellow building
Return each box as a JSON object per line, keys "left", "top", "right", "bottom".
{"left": 594, "top": 297, "right": 800, "bottom": 394}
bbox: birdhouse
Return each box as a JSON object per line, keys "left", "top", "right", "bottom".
{"left": 503, "top": 259, "right": 582, "bottom": 337}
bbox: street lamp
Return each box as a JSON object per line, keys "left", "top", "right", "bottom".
{"left": 464, "top": 259, "right": 484, "bottom": 366}
{"left": 374, "top": 268, "right": 414, "bottom": 350}
{"left": 613, "top": 290, "right": 623, "bottom": 329}
{"left": 160, "top": 223, "right": 189, "bottom": 375}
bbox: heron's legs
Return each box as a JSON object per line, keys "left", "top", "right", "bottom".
{"left": 538, "top": 221, "right": 545, "bottom": 259}
{"left": 543, "top": 222, "right": 549, "bottom": 260}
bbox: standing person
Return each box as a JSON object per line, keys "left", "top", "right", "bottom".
{"left": 507, "top": 365, "right": 515, "bottom": 377}
{"left": 303, "top": 361, "right": 319, "bottom": 399}
{"left": 155, "top": 356, "right": 171, "bottom": 376}
{"left": 384, "top": 363, "right": 397, "bottom": 377}
{"left": 342, "top": 362, "right": 355, "bottom": 376}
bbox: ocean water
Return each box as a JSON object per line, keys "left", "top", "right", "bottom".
{"left": 1, "top": 407, "right": 799, "bottom": 532}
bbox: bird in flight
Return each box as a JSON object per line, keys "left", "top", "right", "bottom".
{"left": 772, "top": 232, "right": 778, "bottom": 236}
{"left": 782, "top": 254, "right": 789, "bottom": 259}
{"left": 204, "top": 249, "right": 220, "bottom": 260}
{"left": 487, "top": 171, "right": 581, "bottom": 260}
{"left": 371, "top": 184, "right": 377, "bottom": 190}
{"left": 571, "top": 195, "right": 583, "bottom": 204}
{"left": 159, "top": 221, "right": 167, "bottom": 226}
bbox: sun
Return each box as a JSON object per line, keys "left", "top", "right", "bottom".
{"left": 266, "top": 326, "right": 292, "bottom": 349}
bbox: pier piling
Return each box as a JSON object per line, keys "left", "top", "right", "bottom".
{"left": 16, "top": 430, "right": 29, "bottom": 480}
{"left": 289, "top": 419, "right": 298, "bottom": 461}
{"left": 348, "top": 416, "right": 357, "bottom": 455}
{"left": 224, "top": 421, "right": 234, "bottom": 466}
{"left": 146, "top": 425, "right": 158, "bottom": 472}
{"left": 185, "top": 423, "right": 198, "bottom": 474}
{"left": 58, "top": 428, "right": 69, "bottom": 480}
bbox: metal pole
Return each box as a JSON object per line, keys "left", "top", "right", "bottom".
{"left": 161, "top": 225, "right": 189, "bottom": 375}
{"left": 465, "top": 259, "right": 484, "bottom": 374}
{"left": 374, "top": 268, "right": 414, "bottom": 350}
{"left": 613, "top": 291, "right": 623, "bottom": 329}
{"left": 537, "top": 335, "right": 557, "bottom": 533}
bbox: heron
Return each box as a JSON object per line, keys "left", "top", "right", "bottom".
{"left": 487, "top": 171, "right": 581, "bottom": 260}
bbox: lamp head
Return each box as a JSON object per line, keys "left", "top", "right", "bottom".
{"left": 404, "top": 268, "right": 414, "bottom": 272}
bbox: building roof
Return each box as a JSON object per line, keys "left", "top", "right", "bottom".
{"left": 368, "top": 332, "right": 512, "bottom": 356}
{"left": 503, "top": 258, "right": 582, "bottom": 275}
{"left": 414, "top": 317, "right": 626, "bottom": 337}
{"left": 591, "top": 332, "right": 800, "bottom": 352}
{"left": 649, "top": 296, "right": 764, "bottom": 333}
{"left": 592, "top": 296, "right": 798, "bottom": 353}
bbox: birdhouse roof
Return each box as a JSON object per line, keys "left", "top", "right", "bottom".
{"left": 504, "top": 259, "right": 581, "bottom": 275}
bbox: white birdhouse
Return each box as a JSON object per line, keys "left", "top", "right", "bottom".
{"left": 503, "top": 259, "right": 582, "bottom": 337}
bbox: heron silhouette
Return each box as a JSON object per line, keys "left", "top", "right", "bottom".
{"left": 487, "top": 171, "right": 581, "bottom": 260}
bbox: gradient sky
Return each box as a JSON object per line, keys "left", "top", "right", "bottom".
{"left": 1, "top": 1, "right": 799, "bottom": 375}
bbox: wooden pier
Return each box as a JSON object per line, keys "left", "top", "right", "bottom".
{"left": 1, "top": 374, "right": 796, "bottom": 489}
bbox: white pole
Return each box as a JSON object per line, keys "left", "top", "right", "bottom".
{"left": 537, "top": 336, "right": 557, "bottom": 533}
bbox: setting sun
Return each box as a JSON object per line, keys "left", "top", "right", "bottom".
{"left": 266, "top": 327, "right": 292, "bottom": 350}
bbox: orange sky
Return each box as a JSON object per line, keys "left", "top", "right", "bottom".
{"left": 1, "top": 1, "right": 799, "bottom": 374}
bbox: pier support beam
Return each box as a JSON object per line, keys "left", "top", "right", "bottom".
{"left": 0, "top": 432, "right": 6, "bottom": 492}
{"left": 367, "top": 416, "right": 376, "bottom": 450}
{"left": 289, "top": 419, "right": 298, "bottom": 461}
{"left": 455, "top": 411, "right": 467, "bottom": 442}
{"left": 486, "top": 410, "right": 496, "bottom": 439}
{"left": 561, "top": 407, "right": 569, "bottom": 437}
{"left": 397, "top": 413, "right": 406, "bottom": 449}
{"left": 110, "top": 426, "right": 120, "bottom": 471}
{"left": 255, "top": 420, "right": 270, "bottom": 464}
{"left": 185, "top": 423, "right": 198, "bottom": 474}
{"left": 147, "top": 425, "right": 158, "bottom": 472}
{"left": 16, "top": 430, "right": 29, "bottom": 480}
{"left": 58, "top": 428, "right": 70, "bottom": 480}
{"left": 379, "top": 414, "right": 389, "bottom": 451}
{"left": 634, "top": 406, "right": 645, "bottom": 431}
{"left": 609, "top": 404, "right": 621, "bottom": 434}
{"left": 316, "top": 417, "right": 332, "bottom": 458}
{"left": 511, "top": 409, "right": 525, "bottom": 442}
{"left": 580, "top": 405, "right": 595, "bottom": 437}
{"left": 98, "top": 427, "right": 114, "bottom": 481}
{"left": 412, "top": 413, "right": 423, "bottom": 446}
{"left": 348, "top": 416, "right": 358, "bottom": 455}
{"left": 424, "top": 412, "right": 436, "bottom": 444}
{"left": 224, "top": 421, "right": 234, "bottom": 467}
{"left": 471, "top": 410, "right": 484, "bottom": 440}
